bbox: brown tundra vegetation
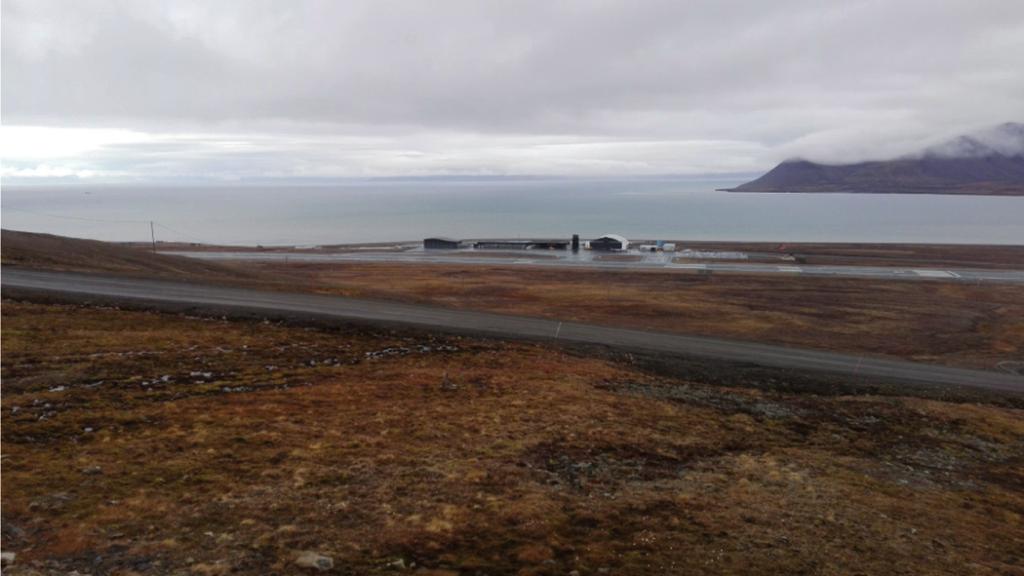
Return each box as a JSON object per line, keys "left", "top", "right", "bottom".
{"left": 2, "top": 300, "right": 1023, "bottom": 575}
{"left": 252, "top": 261, "right": 1024, "bottom": 371}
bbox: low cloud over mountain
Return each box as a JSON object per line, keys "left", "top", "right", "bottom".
{"left": 729, "top": 123, "right": 1024, "bottom": 195}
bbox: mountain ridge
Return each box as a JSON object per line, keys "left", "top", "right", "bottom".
{"left": 727, "top": 123, "right": 1024, "bottom": 195}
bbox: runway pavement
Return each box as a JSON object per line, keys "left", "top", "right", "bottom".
{"left": 164, "top": 250, "right": 1024, "bottom": 284}
{"left": 3, "top": 267, "right": 1022, "bottom": 393}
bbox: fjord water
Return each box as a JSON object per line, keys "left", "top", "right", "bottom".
{"left": 3, "top": 178, "right": 1023, "bottom": 245}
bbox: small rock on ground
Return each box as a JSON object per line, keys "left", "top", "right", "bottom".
{"left": 295, "top": 551, "right": 334, "bottom": 571}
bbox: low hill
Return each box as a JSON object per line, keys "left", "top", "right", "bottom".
{"left": 728, "top": 122, "right": 1024, "bottom": 195}
{"left": 1, "top": 229, "right": 267, "bottom": 283}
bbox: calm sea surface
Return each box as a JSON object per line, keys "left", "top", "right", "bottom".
{"left": 3, "top": 178, "right": 1023, "bottom": 245}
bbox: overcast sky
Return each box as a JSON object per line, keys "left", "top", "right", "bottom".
{"left": 3, "top": 0, "right": 1023, "bottom": 181}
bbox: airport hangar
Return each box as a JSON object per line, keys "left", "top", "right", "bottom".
{"left": 423, "top": 237, "right": 463, "bottom": 249}
{"left": 588, "top": 234, "right": 629, "bottom": 251}
{"left": 425, "top": 234, "right": 635, "bottom": 251}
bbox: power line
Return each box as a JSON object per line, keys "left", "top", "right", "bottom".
{"left": 3, "top": 208, "right": 152, "bottom": 225}
{"left": 5, "top": 208, "right": 338, "bottom": 247}
{"left": 152, "top": 222, "right": 213, "bottom": 245}
{"left": 4, "top": 208, "right": 216, "bottom": 244}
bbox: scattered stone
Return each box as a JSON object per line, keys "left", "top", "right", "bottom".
{"left": 365, "top": 344, "right": 460, "bottom": 361}
{"left": 81, "top": 465, "right": 103, "bottom": 475}
{"left": 1, "top": 551, "right": 15, "bottom": 566}
{"left": 48, "top": 386, "right": 67, "bottom": 393}
{"left": 294, "top": 551, "right": 334, "bottom": 571}
{"left": 386, "top": 557, "right": 407, "bottom": 570}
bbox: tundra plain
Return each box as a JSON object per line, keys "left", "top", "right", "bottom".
{"left": 2, "top": 301, "right": 1023, "bottom": 575}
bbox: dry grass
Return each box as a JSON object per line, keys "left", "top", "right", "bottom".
{"left": 3, "top": 301, "right": 1024, "bottom": 575}
{"left": 5, "top": 230, "right": 1022, "bottom": 371}
{"left": 1, "top": 230, "right": 270, "bottom": 284}
{"left": 249, "top": 262, "right": 1024, "bottom": 370}
{"left": 663, "top": 241, "right": 1024, "bottom": 269}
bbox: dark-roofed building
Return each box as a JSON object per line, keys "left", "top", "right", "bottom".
{"left": 588, "top": 234, "right": 629, "bottom": 251}
{"left": 473, "top": 240, "right": 533, "bottom": 250}
{"left": 424, "top": 237, "right": 461, "bottom": 249}
{"left": 473, "top": 239, "right": 570, "bottom": 250}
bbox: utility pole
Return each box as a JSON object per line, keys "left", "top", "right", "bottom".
{"left": 150, "top": 221, "right": 156, "bottom": 254}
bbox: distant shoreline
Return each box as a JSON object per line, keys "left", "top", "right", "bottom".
{"left": 716, "top": 188, "right": 1024, "bottom": 196}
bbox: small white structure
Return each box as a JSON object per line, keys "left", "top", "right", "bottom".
{"left": 662, "top": 243, "right": 677, "bottom": 252}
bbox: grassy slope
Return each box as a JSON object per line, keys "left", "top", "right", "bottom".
{"left": 1, "top": 229, "right": 266, "bottom": 283}
{"left": 2, "top": 301, "right": 1023, "bottom": 574}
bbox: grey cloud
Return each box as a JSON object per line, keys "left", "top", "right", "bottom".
{"left": 2, "top": 0, "right": 1023, "bottom": 177}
